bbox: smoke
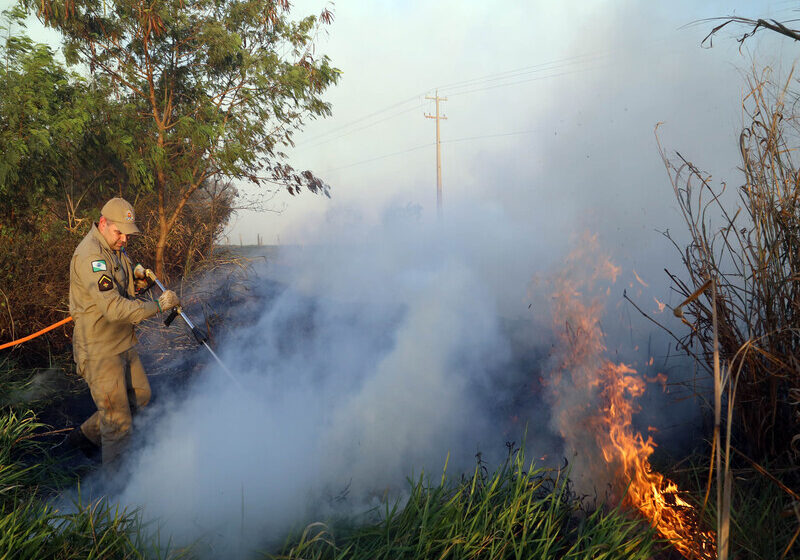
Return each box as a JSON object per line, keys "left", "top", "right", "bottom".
{"left": 58, "top": 198, "right": 705, "bottom": 557}
{"left": 26, "top": 188, "right": 711, "bottom": 560}
{"left": 102, "top": 201, "right": 573, "bottom": 556}
{"left": 0, "top": 369, "right": 67, "bottom": 407}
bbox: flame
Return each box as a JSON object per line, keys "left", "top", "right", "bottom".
{"left": 633, "top": 269, "right": 649, "bottom": 287}
{"left": 547, "top": 236, "right": 715, "bottom": 559}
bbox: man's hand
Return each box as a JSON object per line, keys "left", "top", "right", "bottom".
{"left": 133, "top": 264, "right": 154, "bottom": 294}
{"left": 158, "top": 290, "right": 180, "bottom": 312}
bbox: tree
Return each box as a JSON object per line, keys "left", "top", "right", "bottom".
{"left": 25, "top": 0, "right": 339, "bottom": 277}
{"left": 0, "top": 7, "right": 117, "bottom": 229}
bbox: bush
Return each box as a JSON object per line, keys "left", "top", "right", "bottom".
{"left": 0, "top": 14, "right": 237, "bottom": 364}
{"left": 660, "top": 67, "right": 800, "bottom": 460}
{"left": 0, "top": 185, "right": 235, "bottom": 365}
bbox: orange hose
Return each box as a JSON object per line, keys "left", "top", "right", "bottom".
{"left": 0, "top": 316, "right": 73, "bottom": 351}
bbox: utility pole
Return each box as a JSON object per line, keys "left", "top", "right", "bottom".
{"left": 425, "top": 90, "right": 447, "bottom": 219}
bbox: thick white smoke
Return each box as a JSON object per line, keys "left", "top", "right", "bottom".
{"left": 45, "top": 188, "right": 706, "bottom": 560}
{"left": 44, "top": 193, "right": 710, "bottom": 560}
{"left": 108, "top": 201, "right": 570, "bottom": 556}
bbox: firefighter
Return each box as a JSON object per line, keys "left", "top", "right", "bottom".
{"left": 65, "top": 197, "right": 179, "bottom": 465}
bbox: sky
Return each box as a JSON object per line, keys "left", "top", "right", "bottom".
{"left": 218, "top": 0, "right": 799, "bottom": 251}
{"left": 12, "top": 0, "right": 799, "bottom": 253}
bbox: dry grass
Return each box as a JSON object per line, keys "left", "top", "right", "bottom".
{"left": 656, "top": 65, "right": 800, "bottom": 559}
{"left": 658, "top": 66, "right": 800, "bottom": 461}
{"left": 0, "top": 180, "right": 235, "bottom": 364}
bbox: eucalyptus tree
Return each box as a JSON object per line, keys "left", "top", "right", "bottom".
{"left": 26, "top": 0, "right": 339, "bottom": 276}
{"left": 0, "top": 7, "right": 124, "bottom": 232}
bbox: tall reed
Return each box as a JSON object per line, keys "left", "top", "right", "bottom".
{"left": 658, "top": 66, "right": 800, "bottom": 460}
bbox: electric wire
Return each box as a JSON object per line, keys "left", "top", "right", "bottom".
{"left": 325, "top": 143, "right": 433, "bottom": 172}
{"left": 296, "top": 93, "right": 425, "bottom": 147}
{"left": 324, "top": 129, "right": 539, "bottom": 173}
{"left": 444, "top": 63, "right": 612, "bottom": 98}
{"left": 298, "top": 35, "right": 701, "bottom": 170}
{"left": 296, "top": 50, "right": 616, "bottom": 150}
{"left": 434, "top": 52, "right": 608, "bottom": 95}
{"left": 311, "top": 61, "right": 609, "bottom": 169}
{"left": 298, "top": 101, "right": 424, "bottom": 150}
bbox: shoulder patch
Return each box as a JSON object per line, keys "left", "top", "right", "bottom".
{"left": 91, "top": 260, "right": 107, "bottom": 272}
{"left": 97, "top": 274, "right": 113, "bottom": 292}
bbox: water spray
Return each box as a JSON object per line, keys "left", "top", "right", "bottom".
{"left": 145, "top": 269, "right": 243, "bottom": 390}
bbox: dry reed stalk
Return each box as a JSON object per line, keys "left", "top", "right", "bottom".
{"left": 656, "top": 65, "right": 800, "bottom": 459}
{"left": 711, "top": 279, "right": 730, "bottom": 560}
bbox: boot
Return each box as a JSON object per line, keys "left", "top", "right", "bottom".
{"left": 63, "top": 427, "right": 101, "bottom": 460}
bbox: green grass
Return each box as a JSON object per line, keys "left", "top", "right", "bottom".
{"left": 272, "top": 451, "right": 663, "bottom": 560}
{"left": 0, "top": 359, "right": 187, "bottom": 560}
{"left": 3, "top": 358, "right": 797, "bottom": 559}
{"left": 0, "top": 363, "right": 665, "bottom": 560}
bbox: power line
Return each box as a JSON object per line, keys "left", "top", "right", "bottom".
{"left": 296, "top": 36, "right": 688, "bottom": 152}
{"left": 295, "top": 93, "right": 425, "bottom": 147}
{"left": 323, "top": 129, "right": 539, "bottom": 174}
{"left": 295, "top": 52, "right": 614, "bottom": 150}
{"left": 435, "top": 51, "right": 608, "bottom": 94}
{"left": 446, "top": 64, "right": 611, "bottom": 98}
{"left": 304, "top": 61, "right": 604, "bottom": 154}
{"left": 441, "top": 129, "right": 538, "bottom": 145}
{"left": 325, "top": 143, "right": 433, "bottom": 172}
{"left": 297, "top": 102, "right": 424, "bottom": 150}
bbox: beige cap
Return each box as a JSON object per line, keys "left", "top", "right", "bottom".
{"left": 101, "top": 197, "right": 140, "bottom": 235}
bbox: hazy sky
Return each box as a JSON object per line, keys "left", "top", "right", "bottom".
{"left": 11, "top": 0, "right": 799, "bottom": 251}
{"left": 224, "top": 0, "right": 797, "bottom": 249}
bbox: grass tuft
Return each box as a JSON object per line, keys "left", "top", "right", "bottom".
{"left": 272, "top": 448, "right": 662, "bottom": 560}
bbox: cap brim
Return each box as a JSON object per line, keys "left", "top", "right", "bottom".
{"left": 115, "top": 221, "right": 140, "bottom": 235}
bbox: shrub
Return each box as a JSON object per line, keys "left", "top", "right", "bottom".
{"left": 660, "top": 67, "right": 800, "bottom": 460}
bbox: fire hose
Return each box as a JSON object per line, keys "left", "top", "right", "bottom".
{"left": 144, "top": 269, "right": 242, "bottom": 389}
{"left": 0, "top": 316, "right": 73, "bottom": 351}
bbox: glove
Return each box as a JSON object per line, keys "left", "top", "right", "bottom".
{"left": 158, "top": 290, "right": 180, "bottom": 312}
{"left": 134, "top": 264, "right": 154, "bottom": 294}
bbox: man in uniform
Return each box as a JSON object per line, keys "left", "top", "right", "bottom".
{"left": 66, "top": 197, "right": 179, "bottom": 465}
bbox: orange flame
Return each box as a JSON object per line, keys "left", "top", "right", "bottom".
{"left": 547, "top": 236, "right": 715, "bottom": 559}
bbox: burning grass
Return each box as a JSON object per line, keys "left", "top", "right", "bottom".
{"left": 668, "top": 453, "right": 800, "bottom": 560}
{"left": 546, "top": 235, "right": 715, "bottom": 559}
{"left": 0, "top": 356, "right": 664, "bottom": 560}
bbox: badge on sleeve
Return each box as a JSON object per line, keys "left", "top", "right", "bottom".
{"left": 97, "top": 274, "right": 113, "bottom": 292}
{"left": 91, "top": 260, "right": 107, "bottom": 272}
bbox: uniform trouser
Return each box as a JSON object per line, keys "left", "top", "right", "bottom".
{"left": 78, "top": 348, "right": 151, "bottom": 465}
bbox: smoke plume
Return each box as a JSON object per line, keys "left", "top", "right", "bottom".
{"left": 60, "top": 200, "right": 698, "bottom": 557}
{"left": 106, "top": 203, "right": 568, "bottom": 556}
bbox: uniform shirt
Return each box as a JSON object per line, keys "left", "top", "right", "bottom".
{"left": 69, "top": 225, "right": 159, "bottom": 365}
